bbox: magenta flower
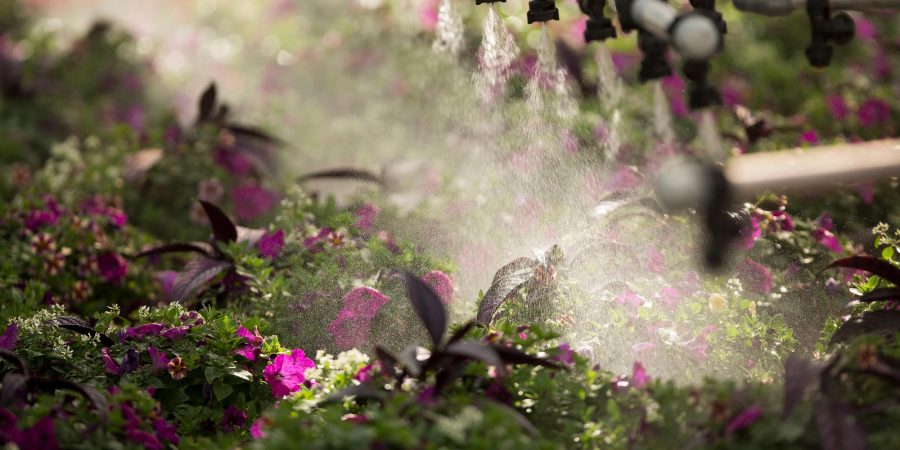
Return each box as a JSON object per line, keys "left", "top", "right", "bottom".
{"left": 231, "top": 185, "right": 278, "bottom": 221}
{"left": 101, "top": 347, "right": 119, "bottom": 375}
{"left": 354, "top": 203, "right": 380, "bottom": 233}
{"left": 328, "top": 311, "right": 373, "bottom": 350}
{"left": 553, "top": 343, "right": 575, "bottom": 367}
{"left": 818, "top": 212, "right": 834, "bottom": 231}
{"left": 644, "top": 248, "right": 666, "bottom": 274}
{"left": 740, "top": 215, "right": 762, "bottom": 249}
{"left": 798, "top": 129, "right": 819, "bottom": 145}
{"left": 725, "top": 406, "right": 764, "bottom": 434}
{"left": 825, "top": 95, "right": 849, "bottom": 120}
{"left": 128, "top": 429, "right": 163, "bottom": 450}
{"left": 250, "top": 417, "right": 269, "bottom": 439}
{"left": 771, "top": 210, "right": 794, "bottom": 231}
{"left": 857, "top": 98, "right": 891, "bottom": 127}
{"left": 161, "top": 326, "right": 189, "bottom": 340}
{"left": 97, "top": 252, "right": 128, "bottom": 284}
{"left": 153, "top": 418, "right": 179, "bottom": 444}
{"left": 341, "top": 287, "right": 389, "bottom": 320}
{"left": 122, "top": 323, "right": 166, "bottom": 341}
{"left": 813, "top": 228, "right": 843, "bottom": 253}
{"left": 355, "top": 363, "right": 375, "bottom": 382}
{"left": 615, "top": 289, "right": 643, "bottom": 309}
{"left": 263, "top": 349, "right": 316, "bottom": 398}
{"left": 422, "top": 270, "right": 454, "bottom": 305}
{"left": 11, "top": 415, "right": 60, "bottom": 450}
{"left": 148, "top": 347, "right": 170, "bottom": 372}
{"left": 235, "top": 325, "right": 264, "bottom": 361}
{"left": 737, "top": 259, "right": 773, "bottom": 294}
{"left": 257, "top": 229, "right": 285, "bottom": 259}
{"left": 0, "top": 323, "right": 18, "bottom": 350}
{"left": 857, "top": 180, "right": 874, "bottom": 204}
{"left": 631, "top": 361, "right": 650, "bottom": 388}
{"left": 105, "top": 207, "right": 128, "bottom": 228}
{"left": 661, "top": 74, "right": 689, "bottom": 117}
{"left": 214, "top": 148, "right": 253, "bottom": 176}
{"left": 221, "top": 406, "right": 248, "bottom": 432}
{"left": 656, "top": 286, "right": 681, "bottom": 309}
{"left": 154, "top": 271, "right": 178, "bottom": 297}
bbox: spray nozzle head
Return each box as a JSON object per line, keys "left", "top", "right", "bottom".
{"left": 475, "top": 0, "right": 507, "bottom": 4}
{"left": 527, "top": 0, "right": 560, "bottom": 23}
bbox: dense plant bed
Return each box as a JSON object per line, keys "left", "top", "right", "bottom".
{"left": 2, "top": 1, "right": 900, "bottom": 449}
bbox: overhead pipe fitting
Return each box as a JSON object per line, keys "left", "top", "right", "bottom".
{"left": 733, "top": 0, "right": 900, "bottom": 16}
{"left": 653, "top": 139, "right": 900, "bottom": 269}
{"left": 616, "top": 0, "right": 723, "bottom": 61}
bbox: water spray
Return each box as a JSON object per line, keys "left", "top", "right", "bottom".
{"left": 654, "top": 139, "right": 900, "bottom": 269}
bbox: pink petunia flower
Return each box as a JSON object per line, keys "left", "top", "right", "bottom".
{"left": 798, "top": 129, "right": 819, "bottom": 145}
{"left": 813, "top": 228, "right": 842, "bottom": 253}
{"left": 97, "top": 252, "right": 128, "bottom": 284}
{"left": 725, "top": 406, "right": 764, "bottom": 434}
{"left": 422, "top": 270, "right": 454, "bottom": 305}
{"left": 153, "top": 418, "right": 179, "bottom": 444}
{"left": 221, "top": 406, "right": 248, "bottom": 432}
{"left": 552, "top": 343, "right": 575, "bottom": 367}
{"left": 631, "top": 361, "right": 650, "bottom": 388}
{"left": 101, "top": 347, "right": 119, "bottom": 375}
{"left": 250, "top": 417, "right": 270, "bottom": 439}
{"left": 257, "top": 229, "right": 285, "bottom": 259}
{"left": 231, "top": 185, "right": 278, "bottom": 221}
{"left": 262, "top": 349, "right": 316, "bottom": 398}
{"left": 737, "top": 259, "right": 773, "bottom": 294}
{"left": 857, "top": 98, "right": 891, "bottom": 127}
{"left": 148, "top": 347, "right": 170, "bottom": 372}
{"left": 825, "top": 95, "right": 849, "bottom": 120}
{"left": 0, "top": 323, "right": 18, "bottom": 350}
{"left": 354, "top": 203, "right": 380, "bottom": 234}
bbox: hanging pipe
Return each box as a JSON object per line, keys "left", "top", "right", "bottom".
{"left": 653, "top": 139, "right": 900, "bottom": 269}
{"left": 734, "top": 0, "right": 900, "bottom": 15}
{"left": 680, "top": 0, "right": 727, "bottom": 109}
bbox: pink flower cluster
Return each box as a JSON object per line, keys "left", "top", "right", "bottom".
{"left": 263, "top": 349, "right": 316, "bottom": 398}
{"left": 327, "top": 287, "right": 389, "bottom": 350}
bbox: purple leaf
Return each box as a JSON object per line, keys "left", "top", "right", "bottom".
{"left": 403, "top": 272, "right": 447, "bottom": 349}
{"left": 443, "top": 340, "right": 503, "bottom": 370}
{"left": 476, "top": 257, "right": 540, "bottom": 325}
{"left": 859, "top": 288, "right": 900, "bottom": 303}
{"left": 298, "top": 168, "right": 385, "bottom": 185}
{"left": 490, "top": 344, "right": 563, "bottom": 369}
{"left": 814, "top": 391, "right": 866, "bottom": 450}
{"left": 135, "top": 242, "right": 214, "bottom": 259}
{"left": 198, "top": 82, "right": 217, "bottom": 121}
{"left": 373, "top": 347, "right": 399, "bottom": 381}
{"left": 830, "top": 310, "right": 900, "bottom": 345}
{"left": 54, "top": 317, "right": 114, "bottom": 346}
{"left": 199, "top": 201, "right": 238, "bottom": 243}
{"left": 0, "top": 373, "right": 28, "bottom": 408}
{"left": 825, "top": 256, "right": 900, "bottom": 286}
{"left": 32, "top": 379, "right": 108, "bottom": 422}
{"left": 782, "top": 354, "right": 821, "bottom": 418}
{"left": 169, "top": 257, "right": 231, "bottom": 302}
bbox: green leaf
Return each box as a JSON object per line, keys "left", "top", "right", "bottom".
{"left": 883, "top": 246, "right": 895, "bottom": 260}
{"left": 213, "top": 382, "right": 233, "bottom": 401}
{"left": 205, "top": 366, "right": 223, "bottom": 384}
{"left": 229, "top": 369, "right": 253, "bottom": 382}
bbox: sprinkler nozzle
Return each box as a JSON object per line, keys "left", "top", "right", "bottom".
{"left": 475, "top": 0, "right": 506, "bottom": 4}
{"left": 579, "top": 0, "right": 617, "bottom": 42}
{"left": 637, "top": 32, "right": 671, "bottom": 82}
{"left": 527, "top": 0, "right": 560, "bottom": 23}
{"left": 806, "top": 0, "right": 855, "bottom": 67}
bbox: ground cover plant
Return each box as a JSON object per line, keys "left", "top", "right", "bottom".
{"left": 1, "top": 0, "right": 900, "bottom": 449}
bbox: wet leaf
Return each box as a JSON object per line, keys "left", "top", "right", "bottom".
{"left": 170, "top": 257, "right": 231, "bottom": 302}
{"left": 298, "top": 168, "right": 385, "bottom": 185}
{"left": 444, "top": 340, "right": 503, "bottom": 370}
{"left": 0, "top": 349, "right": 28, "bottom": 375}
{"left": 490, "top": 344, "right": 563, "bottom": 369}
{"left": 814, "top": 387, "right": 865, "bottom": 450}
{"left": 830, "top": 310, "right": 900, "bottom": 346}
{"left": 447, "top": 320, "right": 477, "bottom": 344}
{"left": 34, "top": 379, "right": 109, "bottom": 421}
{"left": 824, "top": 256, "right": 900, "bottom": 286}
{"left": 0, "top": 373, "right": 28, "bottom": 408}
{"left": 54, "top": 316, "right": 114, "bottom": 347}
{"left": 134, "top": 242, "right": 215, "bottom": 259}
{"left": 226, "top": 124, "right": 283, "bottom": 145}
{"left": 198, "top": 82, "right": 217, "bottom": 121}
{"left": 859, "top": 288, "right": 900, "bottom": 303}
{"left": 782, "top": 354, "right": 821, "bottom": 418}
{"left": 374, "top": 347, "right": 399, "bottom": 381}
{"left": 199, "top": 201, "right": 238, "bottom": 243}
{"left": 488, "top": 401, "right": 539, "bottom": 436}
{"left": 324, "top": 384, "right": 388, "bottom": 404}
{"left": 403, "top": 272, "right": 447, "bottom": 349}
{"left": 476, "top": 257, "right": 540, "bottom": 325}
